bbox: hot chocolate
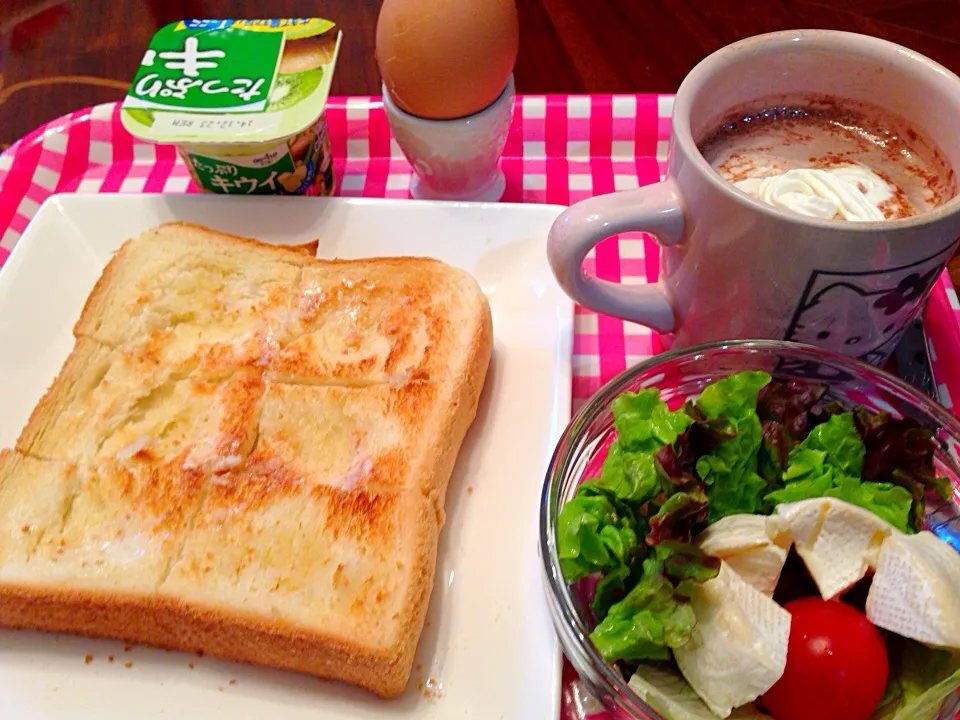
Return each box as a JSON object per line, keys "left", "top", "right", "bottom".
{"left": 698, "top": 96, "right": 956, "bottom": 221}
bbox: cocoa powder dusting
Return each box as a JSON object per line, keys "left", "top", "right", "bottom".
{"left": 698, "top": 93, "right": 956, "bottom": 215}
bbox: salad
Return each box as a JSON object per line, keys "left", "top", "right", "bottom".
{"left": 557, "top": 371, "right": 960, "bottom": 720}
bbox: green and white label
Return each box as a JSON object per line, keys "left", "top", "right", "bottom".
{"left": 126, "top": 24, "right": 283, "bottom": 113}
{"left": 187, "top": 146, "right": 296, "bottom": 194}
{"left": 122, "top": 18, "right": 341, "bottom": 146}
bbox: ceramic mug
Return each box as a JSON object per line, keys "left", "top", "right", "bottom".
{"left": 547, "top": 30, "right": 960, "bottom": 365}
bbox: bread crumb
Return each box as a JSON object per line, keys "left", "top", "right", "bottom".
{"left": 466, "top": 486, "right": 473, "bottom": 494}
{"left": 196, "top": 650, "right": 205, "bottom": 658}
{"left": 188, "top": 662, "right": 195, "bottom": 669}
{"left": 108, "top": 656, "right": 115, "bottom": 663}
{"left": 20, "top": 524, "right": 29, "bottom": 533}
{"left": 123, "top": 645, "right": 132, "bottom": 652}
{"left": 423, "top": 676, "right": 443, "bottom": 699}
{"left": 228, "top": 679, "right": 236, "bottom": 686}
{"left": 124, "top": 661, "right": 133, "bottom": 669}
{"left": 415, "top": 663, "right": 423, "bottom": 671}
{"left": 218, "top": 686, "right": 224, "bottom": 692}
{"left": 84, "top": 654, "right": 93, "bottom": 664}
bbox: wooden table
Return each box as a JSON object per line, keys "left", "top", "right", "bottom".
{"left": 3, "top": 0, "right": 960, "bottom": 280}
{"left": 4, "top": 0, "right": 960, "bottom": 151}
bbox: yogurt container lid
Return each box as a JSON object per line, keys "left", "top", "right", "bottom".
{"left": 121, "top": 19, "right": 341, "bottom": 145}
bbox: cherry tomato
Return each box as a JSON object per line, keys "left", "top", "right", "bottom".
{"left": 761, "top": 597, "right": 889, "bottom": 720}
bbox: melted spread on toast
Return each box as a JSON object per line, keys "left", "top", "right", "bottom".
{"left": 0, "top": 227, "right": 487, "bottom": 672}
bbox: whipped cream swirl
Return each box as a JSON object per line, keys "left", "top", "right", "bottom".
{"left": 734, "top": 165, "right": 895, "bottom": 222}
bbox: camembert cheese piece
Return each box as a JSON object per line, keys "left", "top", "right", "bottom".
{"left": 866, "top": 530, "right": 960, "bottom": 649}
{"left": 767, "top": 497, "right": 896, "bottom": 600}
{"left": 673, "top": 562, "right": 791, "bottom": 718}
{"left": 696, "top": 514, "right": 790, "bottom": 596}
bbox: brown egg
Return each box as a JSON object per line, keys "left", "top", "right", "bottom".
{"left": 376, "top": 0, "right": 519, "bottom": 120}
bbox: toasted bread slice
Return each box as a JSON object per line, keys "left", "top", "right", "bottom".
{"left": 157, "top": 378, "right": 477, "bottom": 694}
{"left": 74, "top": 223, "right": 311, "bottom": 375}
{"left": 1, "top": 455, "right": 206, "bottom": 591}
{"left": 0, "top": 223, "right": 493, "bottom": 698}
{"left": 17, "top": 338, "right": 264, "bottom": 470}
{"left": 0, "top": 451, "right": 78, "bottom": 572}
{"left": 272, "top": 258, "right": 491, "bottom": 385}
{"left": 161, "top": 466, "right": 437, "bottom": 695}
{"left": 255, "top": 381, "right": 460, "bottom": 500}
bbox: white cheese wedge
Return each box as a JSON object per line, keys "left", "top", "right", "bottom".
{"left": 697, "top": 514, "right": 790, "bottom": 596}
{"left": 866, "top": 530, "right": 960, "bottom": 649}
{"left": 673, "top": 562, "right": 791, "bottom": 718}
{"left": 766, "top": 497, "right": 896, "bottom": 600}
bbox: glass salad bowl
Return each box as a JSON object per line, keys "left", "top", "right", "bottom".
{"left": 539, "top": 340, "right": 960, "bottom": 720}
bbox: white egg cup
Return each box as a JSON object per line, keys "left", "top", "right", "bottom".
{"left": 382, "top": 75, "right": 515, "bottom": 202}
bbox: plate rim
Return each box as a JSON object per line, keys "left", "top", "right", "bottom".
{"left": 0, "top": 192, "right": 572, "bottom": 720}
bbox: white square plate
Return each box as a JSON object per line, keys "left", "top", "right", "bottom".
{"left": 0, "top": 194, "right": 572, "bottom": 720}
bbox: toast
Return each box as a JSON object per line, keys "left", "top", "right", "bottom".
{"left": 0, "top": 222, "right": 492, "bottom": 697}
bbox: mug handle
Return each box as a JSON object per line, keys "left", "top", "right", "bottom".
{"left": 547, "top": 180, "right": 684, "bottom": 333}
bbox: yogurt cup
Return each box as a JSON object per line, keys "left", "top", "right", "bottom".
{"left": 121, "top": 18, "right": 341, "bottom": 196}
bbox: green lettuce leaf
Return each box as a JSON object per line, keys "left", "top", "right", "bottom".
{"left": 578, "top": 442, "right": 660, "bottom": 504}
{"left": 765, "top": 413, "right": 914, "bottom": 533}
{"left": 763, "top": 471, "right": 835, "bottom": 505}
{"left": 825, "top": 476, "right": 914, "bottom": 533}
{"left": 658, "top": 539, "right": 722, "bottom": 597}
{"left": 561, "top": 389, "right": 701, "bottom": 614}
{"left": 583, "top": 389, "right": 695, "bottom": 507}
{"left": 590, "top": 562, "right": 690, "bottom": 662}
{"left": 556, "top": 494, "right": 639, "bottom": 581}
{"left": 655, "top": 403, "right": 737, "bottom": 494}
{"left": 871, "top": 638, "right": 960, "bottom": 720}
{"left": 628, "top": 663, "right": 773, "bottom": 720}
{"left": 693, "top": 371, "right": 771, "bottom": 520}
{"left": 589, "top": 543, "right": 719, "bottom": 663}
{"left": 795, "top": 410, "right": 865, "bottom": 476}
{"left": 763, "top": 413, "right": 859, "bottom": 504}
{"left": 612, "top": 389, "right": 694, "bottom": 453}
{"left": 591, "top": 564, "right": 633, "bottom": 621}
{"left": 855, "top": 408, "right": 953, "bottom": 531}
{"left": 695, "top": 371, "right": 772, "bottom": 421}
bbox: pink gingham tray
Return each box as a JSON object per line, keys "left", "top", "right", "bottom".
{"left": 1, "top": 95, "right": 960, "bottom": 720}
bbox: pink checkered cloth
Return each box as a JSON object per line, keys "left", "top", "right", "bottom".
{"left": 1, "top": 95, "right": 959, "bottom": 720}
{"left": 1, "top": 96, "right": 957, "bottom": 414}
